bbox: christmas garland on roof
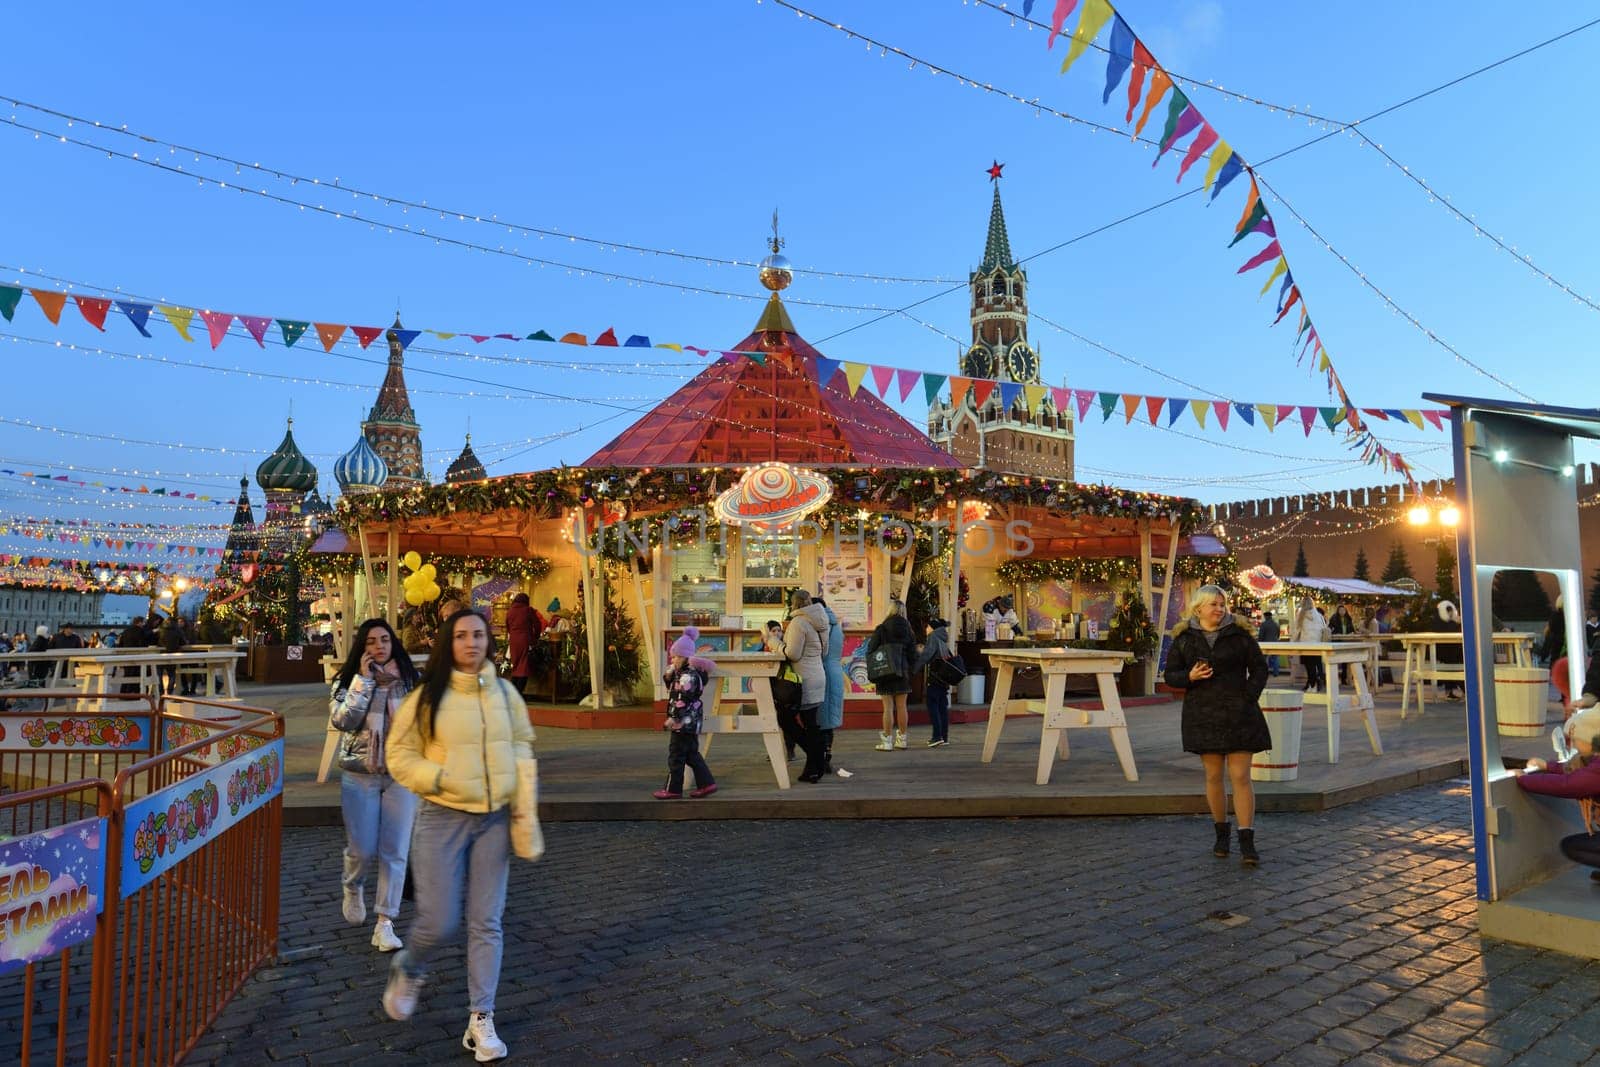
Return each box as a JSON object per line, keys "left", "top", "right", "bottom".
{"left": 996, "top": 553, "right": 1237, "bottom": 588}
{"left": 299, "top": 550, "right": 552, "bottom": 585}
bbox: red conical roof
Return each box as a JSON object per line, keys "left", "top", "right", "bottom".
{"left": 585, "top": 298, "right": 958, "bottom": 470}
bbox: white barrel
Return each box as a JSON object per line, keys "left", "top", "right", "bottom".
{"left": 1252, "top": 688, "right": 1304, "bottom": 782}
{"left": 1494, "top": 666, "right": 1549, "bottom": 737}
{"left": 957, "top": 673, "right": 985, "bottom": 706}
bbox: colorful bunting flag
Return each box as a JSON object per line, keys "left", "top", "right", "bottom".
{"left": 1122, "top": 394, "right": 1141, "bottom": 423}
{"left": 199, "top": 310, "right": 233, "bottom": 349}
{"left": 1154, "top": 95, "right": 1200, "bottom": 166}
{"left": 279, "top": 319, "right": 310, "bottom": 348}
{"left": 922, "top": 373, "right": 947, "bottom": 406}
{"left": 1099, "top": 392, "right": 1117, "bottom": 421}
{"left": 314, "top": 323, "right": 346, "bottom": 353}
{"left": 1102, "top": 15, "right": 1135, "bottom": 103}
{"left": 972, "top": 380, "right": 997, "bottom": 408}
{"left": 1213, "top": 401, "right": 1230, "bottom": 431}
{"left": 871, "top": 364, "right": 896, "bottom": 399}
{"left": 117, "top": 301, "right": 152, "bottom": 338}
{"left": 1236, "top": 241, "right": 1282, "bottom": 274}
{"left": 1125, "top": 39, "right": 1156, "bottom": 122}
{"left": 1166, "top": 397, "right": 1189, "bottom": 425}
{"left": 998, "top": 382, "right": 1024, "bottom": 412}
{"left": 1061, "top": 0, "right": 1114, "bottom": 73}
{"left": 72, "top": 295, "right": 110, "bottom": 331}
{"left": 1144, "top": 395, "right": 1165, "bottom": 424}
{"left": 1298, "top": 405, "right": 1318, "bottom": 437}
{"left": 843, "top": 362, "right": 870, "bottom": 396}
{"left": 1046, "top": 0, "right": 1080, "bottom": 49}
{"left": 239, "top": 314, "right": 272, "bottom": 347}
{"left": 950, "top": 376, "right": 973, "bottom": 409}
{"left": 594, "top": 328, "right": 620, "bottom": 347}
{"left": 1176, "top": 123, "right": 1219, "bottom": 184}
{"left": 158, "top": 305, "right": 195, "bottom": 342}
{"left": 30, "top": 289, "right": 67, "bottom": 325}
{"left": 0, "top": 285, "right": 21, "bottom": 322}
{"left": 1074, "top": 389, "right": 1095, "bottom": 421}
{"left": 351, "top": 325, "right": 384, "bottom": 349}
{"left": 897, "top": 368, "right": 922, "bottom": 403}
{"left": 1191, "top": 399, "right": 1209, "bottom": 429}
{"left": 1233, "top": 403, "right": 1255, "bottom": 427}
{"left": 1257, "top": 404, "right": 1278, "bottom": 431}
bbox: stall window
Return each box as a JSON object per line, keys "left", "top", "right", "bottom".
{"left": 742, "top": 535, "right": 799, "bottom": 625}
{"left": 671, "top": 539, "right": 727, "bottom": 628}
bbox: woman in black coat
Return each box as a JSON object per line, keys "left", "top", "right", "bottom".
{"left": 1163, "top": 584, "right": 1271, "bottom": 866}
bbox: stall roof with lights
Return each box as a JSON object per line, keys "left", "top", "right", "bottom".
{"left": 1283, "top": 576, "right": 1418, "bottom": 598}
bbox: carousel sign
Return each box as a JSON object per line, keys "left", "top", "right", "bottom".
{"left": 713, "top": 463, "right": 833, "bottom": 532}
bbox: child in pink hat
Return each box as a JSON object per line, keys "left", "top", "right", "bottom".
{"left": 656, "top": 628, "right": 719, "bottom": 799}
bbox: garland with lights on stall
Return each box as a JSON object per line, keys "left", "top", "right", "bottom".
{"left": 995, "top": 554, "right": 1239, "bottom": 588}
{"left": 298, "top": 550, "right": 552, "bottom": 585}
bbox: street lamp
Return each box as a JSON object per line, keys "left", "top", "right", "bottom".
{"left": 158, "top": 576, "right": 190, "bottom": 618}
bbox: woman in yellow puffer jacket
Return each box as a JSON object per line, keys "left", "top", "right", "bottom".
{"left": 381, "top": 608, "right": 534, "bottom": 1063}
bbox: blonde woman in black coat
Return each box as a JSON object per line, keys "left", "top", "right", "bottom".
{"left": 1163, "top": 584, "right": 1271, "bottom": 866}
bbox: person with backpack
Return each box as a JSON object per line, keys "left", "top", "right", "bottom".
{"left": 869, "top": 599, "right": 917, "bottom": 751}
{"left": 910, "top": 616, "right": 957, "bottom": 747}
{"left": 783, "top": 590, "right": 830, "bottom": 783}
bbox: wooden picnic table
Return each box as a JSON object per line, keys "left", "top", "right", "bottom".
{"left": 697, "top": 651, "right": 790, "bottom": 791}
{"left": 1266, "top": 640, "right": 1384, "bottom": 763}
{"left": 67, "top": 649, "right": 244, "bottom": 702}
{"left": 979, "top": 647, "right": 1136, "bottom": 785}
{"left": 1395, "top": 631, "right": 1536, "bottom": 718}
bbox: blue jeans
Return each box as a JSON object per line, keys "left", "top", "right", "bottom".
{"left": 393, "top": 803, "right": 511, "bottom": 1014}
{"left": 340, "top": 770, "right": 418, "bottom": 919}
{"left": 926, "top": 684, "right": 950, "bottom": 742}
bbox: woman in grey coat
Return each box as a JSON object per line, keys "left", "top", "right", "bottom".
{"left": 783, "top": 590, "right": 830, "bottom": 783}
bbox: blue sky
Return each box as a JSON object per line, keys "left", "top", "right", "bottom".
{"left": 2, "top": 1, "right": 1596, "bottom": 575}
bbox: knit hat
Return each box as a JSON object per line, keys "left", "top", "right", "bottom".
{"left": 670, "top": 626, "right": 700, "bottom": 658}
{"left": 547, "top": 598, "right": 562, "bottom": 613}
{"left": 35, "top": 625, "right": 48, "bottom": 637}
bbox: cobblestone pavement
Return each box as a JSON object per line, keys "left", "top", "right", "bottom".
{"left": 194, "top": 780, "right": 1600, "bottom": 1066}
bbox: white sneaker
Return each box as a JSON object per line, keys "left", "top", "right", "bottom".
{"left": 381, "top": 964, "right": 422, "bottom": 1021}
{"left": 463, "top": 1012, "right": 508, "bottom": 1062}
{"left": 894, "top": 731, "right": 908, "bottom": 750}
{"left": 342, "top": 885, "right": 365, "bottom": 925}
{"left": 371, "top": 916, "right": 402, "bottom": 952}
{"left": 874, "top": 732, "right": 893, "bottom": 751}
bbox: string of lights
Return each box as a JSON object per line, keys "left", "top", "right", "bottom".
{"left": 972, "top": 1, "right": 1600, "bottom": 314}
{"left": 0, "top": 94, "right": 960, "bottom": 288}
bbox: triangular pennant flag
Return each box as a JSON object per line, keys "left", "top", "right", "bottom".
{"left": 426, "top": 330, "right": 457, "bottom": 340}
{"left": 393, "top": 329, "right": 421, "bottom": 351}
{"left": 1046, "top": 0, "right": 1080, "bottom": 49}
{"left": 1258, "top": 258, "right": 1288, "bottom": 297}
{"left": 1073, "top": 389, "right": 1094, "bottom": 421}
{"left": 871, "top": 365, "right": 896, "bottom": 399}
{"left": 30, "top": 289, "right": 67, "bottom": 325}
{"left": 1362, "top": 408, "right": 1389, "bottom": 421}
{"left": 1230, "top": 198, "right": 1269, "bottom": 247}
{"left": 1176, "top": 123, "right": 1219, "bottom": 184}
{"left": 950, "top": 376, "right": 973, "bottom": 409}
{"left": 1154, "top": 98, "right": 1200, "bottom": 166}
{"left": 238, "top": 314, "right": 272, "bottom": 347}
{"left": 468, "top": 335, "right": 491, "bottom": 343}
{"left": 1098, "top": 392, "right": 1117, "bottom": 421}
{"left": 1167, "top": 398, "right": 1189, "bottom": 425}
{"left": 1401, "top": 410, "right": 1425, "bottom": 430}
{"left": 1320, "top": 407, "right": 1344, "bottom": 430}
{"left": 1125, "top": 38, "right": 1155, "bottom": 122}
{"left": 117, "top": 301, "right": 154, "bottom": 337}
{"left": 1144, "top": 396, "right": 1165, "bottom": 424}
{"left": 1421, "top": 409, "right": 1445, "bottom": 431}
{"left": 527, "top": 330, "right": 556, "bottom": 342}
{"left": 1233, "top": 178, "right": 1262, "bottom": 238}
{"left": 897, "top": 368, "right": 921, "bottom": 403}
{"left": 1384, "top": 409, "right": 1407, "bottom": 421}
{"left": 623, "top": 335, "right": 650, "bottom": 348}
{"left": 1050, "top": 386, "right": 1070, "bottom": 411}
{"left": 1210, "top": 153, "right": 1245, "bottom": 200}
{"left": 1123, "top": 394, "right": 1142, "bottom": 423}
{"left": 1201, "top": 141, "right": 1233, "bottom": 193}
{"left": 1192, "top": 399, "right": 1210, "bottom": 429}
{"left": 594, "top": 328, "right": 620, "bottom": 347}
{"left": 313, "top": 323, "right": 347, "bottom": 351}
{"left": 1133, "top": 68, "right": 1173, "bottom": 138}
{"left": 72, "top": 295, "right": 111, "bottom": 331}
{"left": 998, "top": 382, "right": 1024, "bottom": 412}
{"left": 972, "top": 380, "right": 998, "bottom": 408}
{"left": 1060, "top": 0, "right": 1112, "bottom": 73}
{"left": 1277, "top": 269, "right": 1295, "bottom": 312}
{"left": 1277, "top": 405, "right": 1297, "bottom": 425}
{"left": 1233, "top": 403, "right": 1255, "bottom": 427}
{"left": 1299, "top": 406, "right": 1318, "bottom": 437}
{"left": 351, "top": 326, "right": 385, "bottom": 349}
{"left": 922, "top": 373, "right": 947, "bottom": 406}
{"left": 842, "top": 362, "right": 870, "bottom": 396}
{"left": 1101, "top": 15, "right": 1135, "bottom": 103}
{"left": 158, "top": 305, "right": 195, "bottom": 341}
{"left": 1317, "top": 350, "right": 1331, "bottom": 372}
{"left": 1023, "top": 384, "right": 1047, "bottom": 413}
{"left": 1237, "top": 241, "right": 1282, "bottom": 274}
{"left": 198, "top": 309, "right": 233, "bottom": 349}
{"left": 1257, "top": 404, "right": 1278, "bottom": 431}
{"left": 559, "top": 332, "right": 587, "bottom": 345}
{"left": 279, "top": 320, "right": 310, "bottom": 347}
{"left": 1272, "top": 287, "right": 1302, "bottom": 324}
{"left": 0, "top": 285, "right": 22, "bottom": 322}
{"left": 814, "top": 357, "right": 841, "bottom": 388}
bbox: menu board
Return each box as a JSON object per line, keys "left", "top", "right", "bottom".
{"left": 819, "top": 552, "right": 871, "bottom": 627}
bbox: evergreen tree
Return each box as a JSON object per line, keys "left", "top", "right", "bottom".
{"left": 1106, "top": 591, "right": 1158, "bottom": 658}
{"left": 1492, "top": 570, "right": 1553, "bottom": 622}
{"left": 1292, "top": 542, "right": 1310, "bottom": 578}
{"left": 1351, "top": 547, "right": 1371, "bottom": 583}
{"left": 1381, "top": 541, "right": 1414, "bottom": 584}
{"left": 1434, "top": 542, "right": 1458, "bottom": 602}
{"left": 562, "top": 581, "right": 645, "bottom": 697}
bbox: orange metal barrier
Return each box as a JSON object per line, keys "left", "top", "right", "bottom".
{"left": 0, "top": 694, "right": 282, "bottom": 1066}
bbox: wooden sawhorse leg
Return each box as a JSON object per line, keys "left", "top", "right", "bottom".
{"left": 980, "top": 663, "right": 1015, "bottom": 764}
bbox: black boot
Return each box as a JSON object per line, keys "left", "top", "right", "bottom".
{"left": 1239, "top": 828, "right": 1259, "bottom": 866}
{"left": 1213, "top": 821, "right": 1230, "bottom": 858}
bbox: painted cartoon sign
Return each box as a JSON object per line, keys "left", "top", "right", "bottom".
{"left": 0, "top": 816, "right": 106, "bottom": 975}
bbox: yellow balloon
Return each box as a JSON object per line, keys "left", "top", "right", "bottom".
{"left": 419, "top": 563, "right": 437, "bottom": 580}
{"left": 424, "top": 582, "right": 441, "bottom": 601}
{"left": 403, "top": 551, "right": 422, "bottom": 571}
{"left": 404, "top": 588, "right": 426, "bottom": 606}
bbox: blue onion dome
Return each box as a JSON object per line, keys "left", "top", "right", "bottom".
{"left": 445, "top": 434, "right": 487, "bottom": 484}
{"left": 255, "top": 418, "right": 319, "bottom": 493}
{"left": 334, "top": 434, "right": 389, "bottom": 495}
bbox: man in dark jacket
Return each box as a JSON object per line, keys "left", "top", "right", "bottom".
{"left": 50, "top": 622, "right": 85, "bottom": 651}
{"left": 26, "top": 625, "right": 51, "bottom": 683}
{"left": 159, "top": 615, "right": 189, "bottom": 695}
{"left": 1258, "top": 612, "right": 1281, "bottom": 676}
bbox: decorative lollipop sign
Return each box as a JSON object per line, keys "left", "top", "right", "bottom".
{"left": 1236, "top": 564, "right": 1285, "bottom": 598}
{"left": 713, "top": 463, "right": 833, "bottom": 534}
{"left": 400, "top": 551, "right": 441, "bottom": 606}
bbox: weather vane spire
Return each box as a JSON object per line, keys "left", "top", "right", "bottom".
{"left": 769, "top": 209, "right": 785, "bottom": 255}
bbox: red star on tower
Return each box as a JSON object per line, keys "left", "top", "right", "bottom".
{"left": 986, "top": 160, "right": 1005, "bottom": 181}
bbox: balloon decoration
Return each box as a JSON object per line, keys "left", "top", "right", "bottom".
{"left": 400, "top": 552, "right": 442, "bottom": 607}
{"left": 1236, "top": 564, "right": 1285, "bottom": 599}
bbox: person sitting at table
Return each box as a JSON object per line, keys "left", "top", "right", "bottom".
{"left": 1436, "top": 600, "right": 1464, "bottom": 700}
{"left": 1163, "top": 584, "right": 1271, "bottom": 866}
{"left": 1291, "top": 598, "right": 1327, "bottom": 692}
{"left": 27, "top": 625, "right": 51, "bottom": 684}
{"left": 1514, "top": 706, "right": 1600, "bottom": 882}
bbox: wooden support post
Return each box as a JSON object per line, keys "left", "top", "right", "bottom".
{"left": 944, "top": 504, "right": 963, "bottom": 628}
{"left": 630, "top": 554, "right": 658, "bottom": 697}
{"left": 384, "top": 528, "right": 400, "bottom": 628}
{"left": 584, "top": 551, "right": 605, "bottom": 707}
{"left": 356, "top": 524, "right": 380, "bottom": 619}
{"left": 1153, "top": 524, "right": 1180, "bottom": 697}
{"left": 1138, "top": 519, "right": 1155, "bottom": 696}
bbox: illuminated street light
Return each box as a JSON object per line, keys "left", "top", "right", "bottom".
{"left": 1407, "top": 506, "right": 1431, "bottom": 526}
{"left": 1439, "top": 506, "right": 1461, "bottom": 527}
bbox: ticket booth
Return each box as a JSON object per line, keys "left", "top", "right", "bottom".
{"left": 1428, "top": 393, "right": 1600, "bottom": 958}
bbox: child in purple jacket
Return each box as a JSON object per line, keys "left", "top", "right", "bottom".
{"left": 1515, "top": 705, "right": 1600, "bottom": 879}
{"left": 655, "top": 628, "right": 719, "bottom": 800}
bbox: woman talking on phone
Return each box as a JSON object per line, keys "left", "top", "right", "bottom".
{"left": 1163, "top": 585, "right": 1271, "bottom": 866}
{"left": 329, "top": 618, "right": 421, "bottom": 953}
